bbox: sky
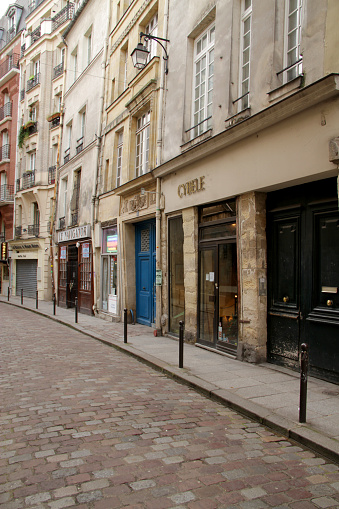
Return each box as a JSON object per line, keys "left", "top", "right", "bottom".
{"left": 0, "top": 0, "right": 11, "bottom": 18}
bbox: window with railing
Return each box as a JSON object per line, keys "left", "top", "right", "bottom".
{"left": 27, "top": 73, "right": 40, "bottom": 91}
{"left": 76, "top": 137, "right": 84, "bottom": 154}
{"left": 59, "top": 216, "right": 66, "bottom": 229}
{"left": 15, "top": 225, "right": 22, "bottom": 238}
{"left": 52, "top": 3, "right": 75, "bottom": 32}
{"left": 0, "top": 102, "right": 12, "bottom": 121}
{"left": 53, "top": 62, "right": 64, "bottom": 79}
{"left": 28, "top": 223, "right": 39, "bottom": 237}
{"left": 0, "top": 54, "right": 20, "bottom": 80}
{"left": 0, "top": 184, "right": 14, "bottom": 202}
{"left": 48, "top": 165, "right": 56, "bottom": 184}
{"left": 64, "top": 147, "right": 70, "bottom": 163}
{"left": 0, "top": 144, "right": 10, "bottom": 161}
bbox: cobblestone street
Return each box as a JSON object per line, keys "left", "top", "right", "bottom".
{"left": 1, "top": 305, "right": 339, "bottom": 509}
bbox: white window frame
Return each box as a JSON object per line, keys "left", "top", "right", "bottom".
{"left": 145, "top": 13, "right": 158, "bottom": 61}
{"left": 62, "top": 177, "right": 68, "bottom": 217}
{"left": 284, "top": 0, "right": 303, "bottom": 83}
{"left": 192, "top": 23, "right": 215, "bottom": 138}
{"left": 135, "top": 111, "right": 150, "bottom": 177}
{"left": 116, "top": 131, "right": 123, "bottom": 187}
{"left": 29, "top": 151, "right": 36, "bottom": 172}
{"left": 238, "top": 0, "right": 251, "bottom": 111}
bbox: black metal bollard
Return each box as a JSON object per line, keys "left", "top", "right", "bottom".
{"left": 179, "top": 320, "right": 184, "bottom": 368}
{"left": 299, "top": 343, "right": 308, "bottom": 423}
{"left": 7, "top": 286, "right": 10, "bottom": 301}
{"left": 53, "top": 293, "right": 56, "bottom": 316}
{"left": 21, "top": 288, "right": 23, "bottom": 305}
{"left": 36, "top": 290, "right": 38, "bottom": 309}
{"left": 124, "top": 308, "right": 127, "bottom": 343}
{"left": 75, "top": 297, "right": 78, "bottom": 323}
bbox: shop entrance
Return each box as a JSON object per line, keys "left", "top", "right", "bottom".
{"left": 198, "top": 201, "right": 238, "bottom": 355}
{"left": 135, "top": 220, "right": 156, "bottom": 326}
{"left": 66, "top": 244, "right": 78, "bottom": 308}
{"left": 267, "top": 178, "right": 339, "bottom": 384}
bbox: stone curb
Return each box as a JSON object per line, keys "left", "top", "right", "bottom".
{"left": 2, "top": 299, "right": 339, "bottom": 465}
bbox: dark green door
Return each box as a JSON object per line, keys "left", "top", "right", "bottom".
{"left": 267, "top": 179, "right": 339, "bottom": 383}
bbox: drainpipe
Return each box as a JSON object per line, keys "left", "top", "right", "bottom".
{"left": 91, "top": 0, "right": 112, "bottom": 312}
{"left": 155, "top": 0, "right": 169, "bottom": 333}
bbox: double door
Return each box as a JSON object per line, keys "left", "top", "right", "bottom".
{"left": 199, "top": 241, "right": 238, "bottom": 354}
{"left": 267, "top": 179, "right": 339, "bottom": 383}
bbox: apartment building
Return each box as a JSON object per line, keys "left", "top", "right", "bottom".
{"left": 55, "top": 0, "right": 110, "bottom": 314}
{"left": 0, "top": 2, "right": 30, "bottom": 296}
{"left": 8, "top": 0, "right": 75, "bottom": 301}
{"left": 96, "top": 0, "right": 169, "bottom": 324}
{"left": 152, "top": 0, "right": 339, "bottom": 383}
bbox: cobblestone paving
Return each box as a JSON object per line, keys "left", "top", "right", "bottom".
{"left": 1, "top": 304, "right": 339, "bottom": 509}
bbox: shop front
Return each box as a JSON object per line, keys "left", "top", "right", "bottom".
{"left": 8, "top": 240, "right": 40, "bottom": 299}
{"left": 57, "top": 224, "right": 93, "bottom": 315}
{"left": 198, "top": 200, "right": 238, "bottom": 355}
{"left": 101, "top": 224, "right": 118, "bottom": 316}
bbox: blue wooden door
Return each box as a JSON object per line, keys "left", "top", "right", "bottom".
{"left": 135, "top": 220, "right": 156, "bottom": 326}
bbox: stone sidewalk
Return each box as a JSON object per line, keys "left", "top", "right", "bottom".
{"left": 1, "top": 295, "right": 338, "bottom": 464}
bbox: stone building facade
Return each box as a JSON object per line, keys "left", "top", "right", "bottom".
{"left": 153, "top": 0, "right": 339, "bottom": 383}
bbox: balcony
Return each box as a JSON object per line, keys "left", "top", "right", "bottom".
{"left": 0, "top": 102, "right": 12, "bottom": 122}
{"left": 64, "top": 147, "right": 70, "bottom": 164}
{"left": 28, "top": 223, "right": 39, "bottom": 237}
{"left": 27, "top": 73, "right": 40, "bottom": 92}
{"left": 0, "top": 144, "right": 10, "bottom": 162}
{"left": 49, "top": 116, "right": 60, "bottom": 129}
{"left": 76, "top": 136, "right": 84, "bottom": 154}
{"left": 48, "top": 165, "right": 56, "bottom": 185}
{"left": 17, "top": 171, "right": 35, "bottom": 192}
{"left": 15, "top": 226, "right": 22, "bottom": 239}
{"left": 52, "top": 3, "right": 75, "bottom": 31}
{"left": 0, "top": 54, "right": 20, "bottom": 81}
{"left": 31, "top": 26, "right": 41, "bottom": 44}
{"left": 53, "top": 62, "right": 64, "bottom": 80}
{"left": 0, "top": 184, "right": 14, "bottom": 203}
{"left": 71, "top": 210, "right": 78, "bottom": 226}
{"left": 59, "top": 216, "right": 66, "bottom": 229}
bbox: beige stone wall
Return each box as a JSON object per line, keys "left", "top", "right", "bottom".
{"left": 182, "top": 207, "right": 198, "bottom": 343}
{"left": 238, "top": 192, "right": 267, "bottom": 363}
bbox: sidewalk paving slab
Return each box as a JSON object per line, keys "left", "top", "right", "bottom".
{"left": 1, "top": 295, "right": 338, "bottom": 465}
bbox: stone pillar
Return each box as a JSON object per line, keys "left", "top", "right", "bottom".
{"left": 182, "top": 207, "right": 198, "bottom": 343}
{"left": 238, "top": 192, "right": 267, "bottom": 363}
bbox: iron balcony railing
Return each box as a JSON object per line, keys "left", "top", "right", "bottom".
{"left": 28, "top": 223, "right": 39, "bottom": 237}
{"left": 48, "top": 165, "right": 56, "bottom": 184}
{"left": 21, "top": 44, "right": 26, "bottom": 58}
{"left": 52, "top": 2, "right": 75, "bottom": 31}
{"left": 59, "top": 216, "right": 66, "bottom": 229}
{"left": 50, "top": 116, "right": 60, "bottom": 129}
{"left": 0, "top": 184, "right": 14, "bottom": 203}
{"left": 17, "top": 171, "right": 35, "bottom": 192}
{"left": 7, "top": 25, "right": 16, "bottom": 43}
{"left": 25, "top": 121, "right": 38, "bottom": 136}
{"left": 64, "top": 147, "right": 70, "bottom": 164}
{"left": 20, "top": 89, "right": 25, "bottom": 101}
{"left": 0, "top": 54, "right": 20, "bottom": 80}
{"left": 0, "top": 144, "right": 10, "bottom": 162}
{"left": 53, "top": 62, "right": 64, "bottom": 79}
{"left": 0, "top": 233, "right": 5, "bottom": 243}
{"left": 27, "top": 73, "right": 40, "bottom": 92}
{"left": 71, "top": 210, "right": 78, "bottom": 226}
{"left": 31, "top": 25, "right": 41, "bottom": 44}
{"left": 15, "top": 226, "right": 22, "bottom": 238}
{"left": 76, "top": 137, "right": 84, "bottom": 154}
{"left": 0, "top": 102, "right": 12, "bottom": 122}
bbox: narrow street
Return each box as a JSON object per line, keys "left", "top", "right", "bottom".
{"left": 0, "top": 305, "right": 338, "bottom": 509}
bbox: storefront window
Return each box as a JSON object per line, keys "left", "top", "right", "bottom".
{"left": 169, "top": 217, "right": 184, "bottom": 334}
{"left": 102, "top": 226, "right": 118, "bottom": 313}
{"left": 80, "top": 242, "right": 92, "bottom": 291}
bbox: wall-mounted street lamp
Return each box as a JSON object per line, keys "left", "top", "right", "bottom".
{"left": 131, "top": 32, "right": 170, "bottom": 74}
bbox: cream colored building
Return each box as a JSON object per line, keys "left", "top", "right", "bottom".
{"left": 96, "top": 0, "right": 169, "bottom": 324}
{"left": 154, "top": 0, "right": 339, "bottom": 384}
{"left": 10, "top": 0, "right": 75, "bottom": 301}
{"left": 55, "top": 0, "right": 110, "bottom": 314}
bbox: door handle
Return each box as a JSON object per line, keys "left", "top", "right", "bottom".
{"left": 143, "top": 287, "right": 146, "bottom": 290}
{"left": 283, "top": 296, "right": 289, "bottom": 303}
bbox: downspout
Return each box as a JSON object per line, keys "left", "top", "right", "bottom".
{"left": 155, "top": 0, "right": 169, "bottom": 333}
{"left": 91, "top": 0, "right": 112, "bottom": 312}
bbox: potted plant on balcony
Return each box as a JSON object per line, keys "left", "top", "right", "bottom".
{"left": 46, "top": 111, "right": 60, "bottom": 122}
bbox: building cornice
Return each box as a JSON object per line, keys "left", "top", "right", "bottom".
{"left": 153, "top": 73, "right": 339, "bottom": 178}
